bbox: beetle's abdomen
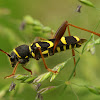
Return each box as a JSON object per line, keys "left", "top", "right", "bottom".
{"left": 30, "top": 36, "right": 86, "bottom": 59}
{"left": 48, "top": 36, "right": 82, "bottom": 55}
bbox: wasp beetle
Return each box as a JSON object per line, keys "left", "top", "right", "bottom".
{"left": 0, "top": 21, "right": 100, "bottom": 79}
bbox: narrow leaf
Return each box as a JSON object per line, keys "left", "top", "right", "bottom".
{"left": 79, "top": 0, "right": 95, "bottom": 7}
{"left": 24, "top": 76, "right": 36, "bottom": 83}
{"left": 33, "top": 72, "right": 51, "bottom": 83}
{"left": 50, "top": 62, "right": 66, "bottom": 82}
{"left": 85, "top": 85, "right": 100, "bottom": 95}
{"left": 14, "top": 74, "right": 29, "bottom": 80}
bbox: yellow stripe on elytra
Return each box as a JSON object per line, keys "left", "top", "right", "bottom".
{"left": 13, "top": 49, "right": 21, "bottom": 58}
{"left": 61, "top": 37, "right": 67, "bottom": 44}
{"left": 32, "top": 52, "right": 35, "bottom": 57}
{"left": 25, "top": 56, "right": 28, "bottom": 58}
{"left": 29, "top": 46, "right": 32, "bottom": 52}
{"left": 73, "top": 36, "right": 80, "bottom": 42}
{"left": 74, "top": 44, "right": 76, "bottom": 48}
{"left": 31, "top": 43, "right": 33, "bottom": 46}
{"left": 57, "top": 47, "right": 61, "bottom": 52}
{"left": 69, "top": 44, "right": 72, "bottom": 49}
{"left": 44, "top": 41, "right": 54, "bottom": 48}
{"left": 42, "top": 50, "right": 48, "bottom": 54}
{"left": 63, "top": 45, "right": 66, "bottom": 51}
{"left": 29, "top": 46, "right": 35, "bottom": 57}
{"left": 35, "top": 43, "right": 41, "bottom": 48}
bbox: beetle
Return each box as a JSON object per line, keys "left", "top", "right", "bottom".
{"left": 0, "top": 21, "right": 100, "bottom": 79}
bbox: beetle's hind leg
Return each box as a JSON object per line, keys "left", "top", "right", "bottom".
{"left": 52, "top": 21, "right": 76, "bottom": 76}
{"left": 67, "top": 25, "right": 76, "bottom": 76}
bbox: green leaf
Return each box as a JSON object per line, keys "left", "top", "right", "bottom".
{"left": 50, "top": 62, "right": 66, "bottom": 82}
{"left": 14, "top": 74, "right": 29, "bottom": 81}
{"left": 79, "top": 0, "right": 95, "bottom": 7}
{"left": 24, "top": 76, "right": 37, "bottom": 83}
{"left": 85, "top": 85, "right": 100, "bottom": 95}
{"left": 33, "top": 72, "right": 51, "bottom": 83}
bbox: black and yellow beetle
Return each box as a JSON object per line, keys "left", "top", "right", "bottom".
{"left": 0, "top": 21, "right": 100, "bottom": 79}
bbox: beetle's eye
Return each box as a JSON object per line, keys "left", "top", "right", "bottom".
{"left": 10, "top": 57, "right": 15, "bottom": 62}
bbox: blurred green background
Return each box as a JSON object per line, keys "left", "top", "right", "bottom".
{"left": 0, "top": 0, "right": 100, "bottom": 100}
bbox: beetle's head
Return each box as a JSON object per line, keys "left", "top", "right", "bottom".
{"left": 10, "top": 51, "right": 18, "bottom": 67}
{"left": 0, "top": 49, "right": 18, "bottom": 67}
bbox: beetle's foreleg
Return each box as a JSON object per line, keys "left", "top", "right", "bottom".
{"left": 4, "top": 62, "right": 19, "bottom": 79}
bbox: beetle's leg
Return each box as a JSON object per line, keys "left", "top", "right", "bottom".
{"left": 53, "top": 21, "right": 68, "bottom": 53}
{"left": 53, "top": 21, "right": 100, "bottom": 76}
{"left": 67, "top": 22, "right": 100, "bottom": 75}
{"left": 72, "top": 48, "right": 76, "bottom": 76}
{"left": 67, "top": 25, "right": 71, "bottom": 36}
{"left": 68, "top": 23, "right": 100, "bottom": 37}
{"left": 34, "top": 47, "right": 57, "bottom": 73}
{"left": 52, "top": 21, "right": 76, "bottom": 75}
{"left": 22, "top": 65, "right": 32, "bottom": 75}
{"left": 4, "top": 62, "right": 19, "bottom": 79}
{"left": 0, "top": 49, "right": 11, "bottom": 57}
{"left": 67, "top": 25, "right": 76, "bottom": 76}
{"left": 53, "top": 21, "right": 100, "bottom": 53}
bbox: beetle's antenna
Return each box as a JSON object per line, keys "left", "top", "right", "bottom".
{"left": 0, "top": 49, "right": 11, "bottom": 57}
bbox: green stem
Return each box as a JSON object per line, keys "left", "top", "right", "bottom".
{"left": 81, "top": 35, "right": 93, "bottom": 54}
{"left": 71, "top": 82, "right": 84, "bottom": 87}
{"left": 82, "top": 19, "right": 100, "bottom": 54}
{"left": 68, "top": 57, "right": 80, "bottom": 81}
